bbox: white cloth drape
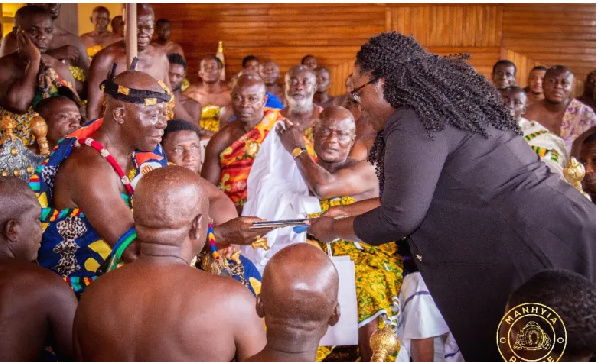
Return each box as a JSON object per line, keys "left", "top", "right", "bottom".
{"left": 241, "top": 121, "right": 321, "bottom": 273}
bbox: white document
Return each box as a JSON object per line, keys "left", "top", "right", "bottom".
{"left": 320, "top": 255, "right": 359, "bottom": 346}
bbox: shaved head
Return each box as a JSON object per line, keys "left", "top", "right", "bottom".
{"left": 134, "top": 166, "right": 208, "bottom": 231}
{"left": 136, "top": 3, "right": 154, "bottom": 17}
{"left": 315, "top": 106, "right": 356, "bottom": 163}
{"left": 133, "top": 166, "right": 209, "bottom": 260}
{"left": 317, "top": 106, "right": 355, "bottom": 131}
{"left": 259, "top": 243, "right": 339, "bottom": 333}
{"left": 0, "top": 177, "right": 38, "bottom": 224}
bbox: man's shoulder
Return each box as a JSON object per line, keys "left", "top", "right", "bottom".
{"left": 1, "top": 261, "right": 70, "bottom": 296}
{"left": 0, "top": 52, "right": 19, "bottom": 67}
{"left": 59, "top": 146, "right": 114, "bottom": 186}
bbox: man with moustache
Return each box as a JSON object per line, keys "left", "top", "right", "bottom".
{"left": 525, "top": 65, "right": 595, "bottom": 153}
{"left": 87, "top": 3, "right": 170, "bottom": 120}
{"left": 0, "top": 5, "right": 78, "bottom": 147}
{"left": 30, "top": 70, "right": 171, "bottom": 296}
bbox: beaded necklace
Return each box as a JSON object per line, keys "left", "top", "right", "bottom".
{"left": 74, "top": 138, "right": 134, "bottom": 195}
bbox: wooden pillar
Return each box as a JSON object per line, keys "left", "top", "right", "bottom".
{"left": 125, "top": 3, "right": 137, "bottom": 68}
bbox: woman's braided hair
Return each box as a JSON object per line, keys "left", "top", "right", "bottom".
{"left": 360, "top": 32, "right": 521, "bottom": 191}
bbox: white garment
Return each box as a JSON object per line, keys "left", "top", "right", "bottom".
{"left": 241, "top": 121, "right": 321, "bottom": 273}
{"left": 519, "top": 117, "right": 568, "bottom": 176}
{"left": 395, "top": 272, "right": 464, "bottom": 362}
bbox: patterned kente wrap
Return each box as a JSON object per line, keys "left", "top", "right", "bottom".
{"left": 29, "top": 118, "right": 167, "bottom": 295}
{"left": 218, "top": 108, "right": 284, "bottom": 206}
{"left": 200, "top": 105, "right": 222, "bottom": 133}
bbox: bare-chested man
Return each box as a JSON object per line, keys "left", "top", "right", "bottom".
{"left": 260, "top": 60, "right": 285, "bottom": 104}
{"left": 151, "top": 18, "right": 185, "bottom": 58}
{"left": 201, "top": 74, "right": 285, "bottom": 213}
{"left": 525, "top": 66, "right": 547, "bottom": 106}
{"left": 74, "top": 166, "right": 267, "bottom": 362}
{"left": 167, "top": 53, "right": 209, "bottom": 133}
{"left": 111, "top": 15, "right": 124, "bottom": 38}
{"left": 0, "top": 5, "right": 78, "bottom": 146}
{"left": 87, "top": 3, "right": 170, "bottom": 120}
{"left": 0, "top": 177, "right": 77, "bottom": 362}
{"left": 1, "top": 4, "right": 89, "bottom": 72}
{"left": 244, "top": 243, "right": 339, "bottom": 362}
{"left": 525, "top": 65, "right": 596, "bottom": 153}
{"left": 80, "top": 6, "right": 122, "bottom": 56}
{"left": 313, "top": 67, "right": 336, "bottom": 108}
{"left": 184, "top": 55, "right": 231, "bottom": 132}
{"left": 278, "top": 106, "right": 403, "bottom": 361}
{"left": 31, "top": 70, "right": 171, "bottom": 296}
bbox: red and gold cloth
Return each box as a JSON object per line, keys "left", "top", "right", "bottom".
{"left": 219, "top": 108, "right": 284, "bottom": 206}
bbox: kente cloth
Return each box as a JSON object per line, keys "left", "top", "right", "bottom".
{"left": 0, "top": 61, "right": 78, "bottom": 147}
{"left": 395, "top": 272, "right": 464, "bottom": 362}
{"left": 560, "top": 98, "right": 595, "bottom": 153}
{"left": 240, "top": 118, "right": 321, "bottom": 272}
{"left": 181, "top": 78, "right": 190, "bottom": 92}
{"left": 29, "top": 118, "right": 167, "bottom": 294}
{"left": 86, "top": 45, "right": 103, "bottom": 60}
{"left": 519, "top": 117, "right": 567, "bottom": 176}
{"left": 69, "top": 65, "right": 86, "bottom": 82}
{"left": 200, "top": 105, "right": 222, "bottom": 133}
{"left": 311, "top": 197, "right": 403, "bottom": 328}
{"left": 219, "top": 108, "right": 285, "bottom": 207}
{"left": 194, "top": 251, "right": 262, "bottom": 296}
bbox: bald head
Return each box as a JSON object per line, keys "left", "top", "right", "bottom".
{"left": 136, "top": 3, "right": 154, "bottom": 17}
{"left": 232, "top": 74, "right": 267, "bottom": 125}
{"left": 315, "top": 106, "right": 356, "bottom": 163}
{"left": 0, "top": 177, "right": 38, "bottom": 225}
{"left": 134, "top": 166, "right": 208, "bottom": 231}
{"left": 259, "top": 243, "right": 339, "bottom": 332}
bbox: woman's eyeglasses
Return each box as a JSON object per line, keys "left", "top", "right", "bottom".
{"left": 350, "top": 77, "right": 378, "bottom": 103}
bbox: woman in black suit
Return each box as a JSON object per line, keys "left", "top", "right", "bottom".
{"left": 308, "top": 32, "right": 595, "bottom": 361}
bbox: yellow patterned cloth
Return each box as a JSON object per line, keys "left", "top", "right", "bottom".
{"left": 181, "top": 78, "right": 190, "bottom": 92}
{"left": 311, "top": 197, "right": 403, "bottom": 327}
{"left": 312, "top": 197, "right": 402, "bottom": 361}
{"left": 200, "top": 105, "right": 222, "bottom": 133}
{"left": 69, "top": 65, "right": 86, "bottom": 82}
{"left": 86, "top": 45, "right": 103, "bottom": 61}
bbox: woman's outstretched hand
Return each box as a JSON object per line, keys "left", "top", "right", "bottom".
{"left": 308, "top": 216, "right": 337, "bottom": 243}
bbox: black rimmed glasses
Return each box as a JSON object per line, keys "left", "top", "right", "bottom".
{"left": 351, "top": 77, "right": 378, "bottom": 103}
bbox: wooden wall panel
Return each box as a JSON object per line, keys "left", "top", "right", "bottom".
{"left": 153, "top": 3, "right": 386, "bottom": 94}
{"left": 501, "top": 3, "right": 595, "bottom": 82}
{"left": 153, "top": 3, "right": 595, "bottom": 97}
